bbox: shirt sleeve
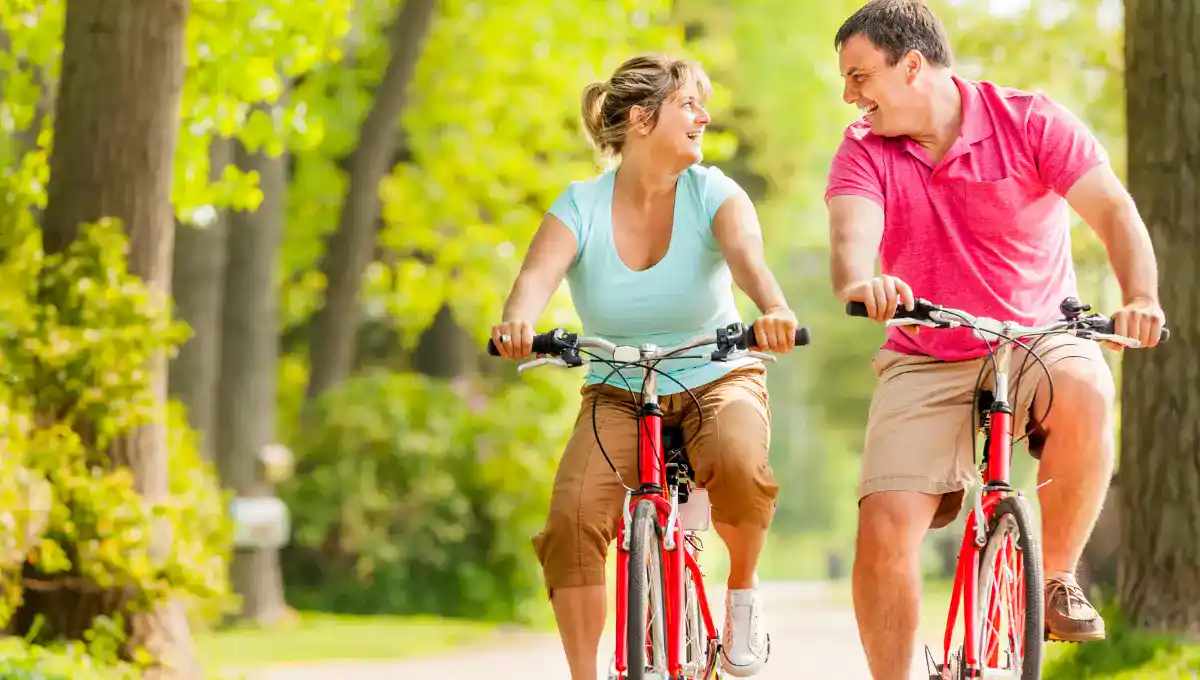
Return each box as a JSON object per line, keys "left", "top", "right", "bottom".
{"left": 824, "top": 136, "right": 885, "bottom": 208}
{"left": 702, "top": 165, "right": 746, "bottom": 222}
{"left": 546, "top": 183, "right": 585, "bottom": 260}
{"left": 1026, "top": 93, "right": 1109, "bottom": 197}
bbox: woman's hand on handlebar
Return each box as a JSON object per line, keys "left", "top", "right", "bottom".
{"left": 491, "top": 319, "right": 535, "bottom": 360}
{"left": 752, "top": 307, "right": 800, "bottom": 353}
{"left": 840, "top": 275, "right": 915, "bottom": 323}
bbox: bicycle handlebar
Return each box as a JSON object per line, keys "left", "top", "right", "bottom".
{"left": 486, "top": 322, "right": 810, "bottom": 360}
{"left": 844, "top": 297, "right": 1170, "bottom": 345}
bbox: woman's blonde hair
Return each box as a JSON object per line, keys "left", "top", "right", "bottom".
{"left": 580, "top": 54, "right": 712, "bottom": 159}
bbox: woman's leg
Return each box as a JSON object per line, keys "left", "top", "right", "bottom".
{"left": 531, "top": 385, "right": 640, "bottom": 680}
{"left": 678, "top": 365, "right": 777, "bottom": 677}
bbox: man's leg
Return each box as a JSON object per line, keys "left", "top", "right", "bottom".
{"left": 853, "top": 349, "right": 980, "bottom": 679}
{"left": 1027, "top": 352, "right": 1115, "bottom": 641}
{"left": 853, "top": 491, "right": 941, "bottom": 680}
{"left": 680, "top": 365, "right": 778, "bottom": 677}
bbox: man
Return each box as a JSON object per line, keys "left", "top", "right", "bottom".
{"left": 824, "top": 1, "right": 1165, "bottom": 678}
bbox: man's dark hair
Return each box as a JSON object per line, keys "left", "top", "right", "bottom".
{"left": 834, "top": 0, "right": 953, "bottom": 68}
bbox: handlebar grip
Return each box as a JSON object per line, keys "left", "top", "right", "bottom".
{"left": 744, "top": 326, "right": 810, "bottom": 349}
{"left": 531, "top": 334, "right": 559, "bottom": 355}
{"left": 845, "top": 301, "right": 927, "bottom": 320}
{"left": 1100, "top": 320, "right": 1170, "bottom": 344}
{"left": 486, "top": 332, "right": 563, "bottom": 356}
{"left": 845, "top": 301, "right": 869, "bottom": 318}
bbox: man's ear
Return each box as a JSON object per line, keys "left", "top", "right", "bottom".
{"left": 903, "top": 49, "right": 924, "bottom": 83}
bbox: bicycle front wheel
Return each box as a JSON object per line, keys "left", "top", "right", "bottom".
{"left": 626, "top": 499, "right": 667, "bottom": 680}
{"left": 976, "top": 495, "right": 1043, "bottom": 679}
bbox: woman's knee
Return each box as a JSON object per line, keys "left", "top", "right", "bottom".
{"left": 697, "top": 399, "right": 777, "bottom": 527}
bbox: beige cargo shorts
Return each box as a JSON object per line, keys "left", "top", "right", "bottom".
{"left": 860, "top": 333, "right": 1106, "bottom": 528}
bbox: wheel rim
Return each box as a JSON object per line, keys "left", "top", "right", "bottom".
{"left": 977, "top": 513, "right": 1025, "bottom": 678}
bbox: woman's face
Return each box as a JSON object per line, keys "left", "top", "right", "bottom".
{"left": 636, "top": 76, "right": 711, "bottom": 165}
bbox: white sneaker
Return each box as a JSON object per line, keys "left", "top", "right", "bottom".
{"left": 721, "top": 587, "right": 770, "bottom": 676}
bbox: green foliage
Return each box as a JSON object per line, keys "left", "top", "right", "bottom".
{"left": 1044, "top": 605, "right": 1200, "bottom": 679}
{"left": 0, "top": 631, "right": 139, "bottom": 680}
{"left": 279, "top": 368, "right": 578, "bottom": 624}
{"left": 0, "top": 200, "right": 235, "bottom": 639}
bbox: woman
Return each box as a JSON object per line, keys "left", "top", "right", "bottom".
{"left": 491, "top": 54, "right": 796, "bottom": 679}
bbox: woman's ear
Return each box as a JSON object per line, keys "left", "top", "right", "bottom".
{"left": 629, "top": 105, "right": 652, "bottom": 136}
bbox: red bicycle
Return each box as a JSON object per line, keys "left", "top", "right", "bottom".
{"left": 489, "top": 321, "right": 809, "bottom": 680}
{"left": 847, "top": 295, "right": 1168, "bottom": 680}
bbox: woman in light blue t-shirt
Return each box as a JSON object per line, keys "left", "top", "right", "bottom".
{"left": 492, "top": 54, "right": 797, "bottom": 679}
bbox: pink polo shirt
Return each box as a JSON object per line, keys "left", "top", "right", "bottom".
{"left": 825, "top": 75, "right": 1109, "bottom": 361}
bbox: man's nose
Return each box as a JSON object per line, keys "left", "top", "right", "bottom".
{"left": 843, "top": 83, "right": 858, "bottom": 105}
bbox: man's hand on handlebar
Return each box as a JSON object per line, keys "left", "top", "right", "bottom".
{"left": 491, "top": 319, "right": 535, "bottom": 360}
{"left": 839, "top": 275, "right": 916, "bottom": 324}
{"left": 752, "top": 307, "right": 801, "bottom": 353}
{"left": 1109, "top": 296, "right": 1167, "bottom": 351}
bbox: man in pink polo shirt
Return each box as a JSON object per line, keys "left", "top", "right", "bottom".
{"left": 825, "top": 0, "right": 1166, "bottom": 677}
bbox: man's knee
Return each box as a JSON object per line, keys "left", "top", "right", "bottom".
{"left": 1042, "top": 359, "right": 1116, "bottom": 434}
{"left": 856, "top": 491, "right": 940, "bottom": 561}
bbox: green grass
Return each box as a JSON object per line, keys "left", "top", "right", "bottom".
{"left": 195, "top": 612, "right": 505, "bottom": 671}
{"left": 1043, "top": 609, "right": 1200, "bottom": 679}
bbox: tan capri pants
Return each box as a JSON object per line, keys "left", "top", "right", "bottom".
{"left": 861, "top": 333, "right": 1108, "bottom": 529}
{"left": 532, "top": 364, "right": 778, "bottom": 594}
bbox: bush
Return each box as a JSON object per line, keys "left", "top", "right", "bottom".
{"left": 0, "top": 627, "right": 139, "bottom": 680}
{"left": 0, "top": 209, "right": 235, "bottom": 659}
{"left": 280, "top": 369, "right": 577, "bottom": 624}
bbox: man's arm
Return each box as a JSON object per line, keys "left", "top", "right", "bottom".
{"left": 1064, "top": 163, "right": 1165, "bottom": 347}
{"left": 711, "top": 191, "right": 797, "bottom": 351}
{"left": 827, "top": 194, "right": 912, "bottom": 320}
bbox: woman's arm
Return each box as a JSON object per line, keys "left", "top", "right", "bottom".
{"left": 711, "top": 191, "right": 798, "bottom": 352}
{"left": 492, "top": 214, "right": 577, "bottom": 359}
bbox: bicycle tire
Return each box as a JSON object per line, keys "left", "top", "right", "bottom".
{"left": 975, "top": 495, "right": 1043, "bottom": 680}
{"left": 626, "top": 499, "right": 667, "bottom": 680}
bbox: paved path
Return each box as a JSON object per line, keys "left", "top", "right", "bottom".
{"left": 229, "top": 582, "right": 937, "bottom": 680}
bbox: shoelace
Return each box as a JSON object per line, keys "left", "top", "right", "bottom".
{"left": 1045, "top": 578, "right": 1092, "bottom": 617}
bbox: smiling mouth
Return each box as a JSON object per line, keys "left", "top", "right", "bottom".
{"left": 686, "top": 131, "right": 703, "bottom": 141}
{"left": 860, "top": 103, "right": 878, "bottom": 115}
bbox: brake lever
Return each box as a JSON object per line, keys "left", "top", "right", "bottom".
{"left": 743, "top": 351, "right": 778, "bottom": 363}
{"left": 516, "top": 357, "right": 574, "bottom": 373}
{"left": 1089, "top": 332, "right": 1141, "bottom": 349}
{"left": 885, "top": 318, "right": 945, "bottom": 329}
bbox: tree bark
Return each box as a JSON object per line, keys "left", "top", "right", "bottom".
{"left": 37, "top": 0, "right": 199, "bottom": 677}
{"left": 1118, "top": 0, "right": 1200, "bottom": 635}
{"left": 168, "top": 140, "right": 233, "bottom": 463}
{"left": 216, "top": 126, "right": 289, "bottom": 625}
{"left": 305, "top": 0, "right": 436, "bottom": 404}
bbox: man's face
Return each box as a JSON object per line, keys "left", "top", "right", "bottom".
{"left": 838, "top": 34, "right": 921, "bottom": 137}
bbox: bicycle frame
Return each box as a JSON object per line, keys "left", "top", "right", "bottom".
{"left": 613, "top": 345, "right": 719, "bottom": 679}
{"left": 940, "top": 336, "right": 1020, "bottom": 673}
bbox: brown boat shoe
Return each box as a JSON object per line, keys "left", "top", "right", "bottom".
{"left": 1045, "top": 577, "right": 1106, "bottom": 642}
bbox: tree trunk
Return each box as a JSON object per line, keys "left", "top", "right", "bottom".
{"left": 1118, "top": 0, "right": 1200, "bottom": 635}
{"left": 411, "top": 303, "right": 476, "bottom": 378}
{"left": 37, "top": 0, "right": 199, "bottom": 677}
{"left": 216, "top": 127, "right": 289, "bottom": 625}
{"left": 168, "top": 139, "right": 233, "bottom": 462}
{"left": 305, "top": 0, "right": 436, "bottom": 404}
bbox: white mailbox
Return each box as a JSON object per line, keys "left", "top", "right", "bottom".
{"left": 229, "top": 496, "right": 291, "bottom": 550}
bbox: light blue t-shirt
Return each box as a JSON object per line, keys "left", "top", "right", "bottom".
{"left": 547, "top": 164, "right": 759, "bottom": 395}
